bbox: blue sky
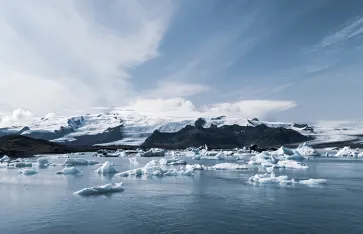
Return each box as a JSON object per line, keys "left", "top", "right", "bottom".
{"left": 0, "top": 0, "right": 363, "bottom": 123}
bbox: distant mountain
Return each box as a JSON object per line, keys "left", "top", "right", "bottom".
{"left": 0, "top": 109, "right": 361, "bottom": 148}
{"left": 142, "top": 123, "right": 312, "bottom": 149}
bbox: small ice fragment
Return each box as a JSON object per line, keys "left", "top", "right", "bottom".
{"left": 95, "top": 161, "right": 118, "bottom": 174}
{"left": 74, "top": 182, "right": 125, "bottom": 196}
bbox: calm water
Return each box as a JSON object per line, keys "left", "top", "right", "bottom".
{"left": 1, "top": 154, "right": 363, "bottom": 234}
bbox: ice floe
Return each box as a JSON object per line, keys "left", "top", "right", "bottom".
{"left": 249, "top": 172, "right": 327, "bottom": 186}
{"left": 335, "top": 147, "right": 362, "bottom": 157}
{"left": 74, "top": 182, "right": 125, "bottom": 196}
{"left": 117, "top": 159, "right": 193, "bottom": 177}
{"left": 95, "top": 161, "right": 118, "bottom": 174}
{"left": 207, "top": 163, "right": 248, "bottom": 170}
{"left": 55, "top": 167, "right": 81, "bottom": 175}
{"left": 299, "top": 179, "right": 327, "bottom": 185}
{"left": 139, "top": 148, "right": 166, "bottom": 157}
{"left": 0, "top": 155, "right": 10, "bottom": 163}
{"left": 63, "top": 158, "right": 99, "bottom": 166}
{"left": 18, "top": 168, "right": 38, "bottom": 175}
{"left": 296, "top": 142, "right": 320, "bottom": 156}
{"left": 277, "top": 160, "right": 308, "bottom": 169}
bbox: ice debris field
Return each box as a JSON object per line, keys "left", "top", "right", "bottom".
{"left": 2, "top": 142, "right": 362, "bottom": 197}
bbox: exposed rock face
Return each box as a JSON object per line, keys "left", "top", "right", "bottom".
{"left": 66, "top": 125, "right": 123, "bottom": 146}
{"left": 0, "top": 135, "right": 75, "bottom": 157}
{"left": 142, "top": 124, "right": 312, "bottom": 149}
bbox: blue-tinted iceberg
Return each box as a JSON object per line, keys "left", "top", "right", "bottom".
{"left": 74, "top": 182, "right": 125, "bottom": 196}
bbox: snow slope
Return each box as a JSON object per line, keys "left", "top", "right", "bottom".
{"left": 0, "top": 108, "right": 362, "bottom": 146}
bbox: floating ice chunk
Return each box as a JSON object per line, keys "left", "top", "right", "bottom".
{"left": 249, "top": 172, "right": 291, "bottom": 185}
{"left": 129, "top": 157, "right": 139, "bottom": 166}
{"left": 74, "top": 182, "right": 125, "bottom": 196}
{"left": 95, "top": 161, "right": 118, "bottom": 174}
{"left": 277, "top": 160, "right": 308, "bottom": 169}
{"left": 18, "top": 168, "right": 38, "bottom": 175}
{"left": 167, "top": 160, "right": 187, "bottom": 165}
{"left": 0, "top": 155, "right": 10, "bottom": 163}
{"left": 296, "top": 142, "right": 320, "bottom": 156}
{"left": 275, "top": 146, "right": 294, "bottom": 156}
{"left": 299, "top": 179, "right": 327, "bottom": 185}
{"left": 9, "top": 161, "right": 33, "bottom": 168}
{"left": 140, "top": 148, "right": 165, "bottom": 157}
{"left": 207, "top": 163, "right": 248, "bottom": 170}
{"left": 186, "top": 164, "right": 206, "bottom": 171}
{"left": 152, "top": 170, "right": 162, "bottom": 176}
{"left": 37, "top": 157, "right": 50, "bottom": 167}
{"left": 55, "top": 167, "right": 80, "bottom": 175}
{"left": 335, "top": 147, "right": 359, "bottom": 157}
{"left": 159, "top": 158, "right": 186, "bottom": 165}
{"left": 63, "top": 158, "right": 99, "bottom": 166}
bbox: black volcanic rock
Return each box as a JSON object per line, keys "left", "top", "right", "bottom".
{"left": 195, "top": 118, "right": 206, "bottom": 128}
{"left": 142, "top": 124, "right": 312, "bottom": 149}
{"left": 67, "top": 125, "right": 123, "bottom": 146}
{"left": 0, "top": 135, "right": 75, "bottom": 157}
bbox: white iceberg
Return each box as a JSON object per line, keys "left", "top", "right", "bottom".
{"left": 299, "top": 179, "right": 327, "bottom": 185}
{"left": 55, "top": 167, "right": 81, "bottom": 175}
{"left": 74, "top": 182, "right": 125, "bottom": 196}
{"left": 0, "top": 155, "right": 10, "bottom": 163}
{"left": 335, "top": 147, "right": 360, "bottom": 157}
{"left": 18, "top": 168, "right": 38, "bottom": 175}
{"left": 207, "top": 163, "right": 248, "bottom": 170}
{"left": 249, "top": 172, "right": 294, "bottom": 185}
{"left": 277, "top": 160, "right": 308, "bottom": 169}
{"left": 274, "top": 146, "right": 294, "bottom": 156}
{"left": 296, "top": 142, "right": 320, "bottom": 156}
{"left": 185, "top": 164, "right": 206, "bottom": 171}
{"left": 117, "top": 159, "right": 193, "bottom": 177}
{"left": 37, "top": 157, "right": 50, "bottom": 167}
{"left": 95, "top": 161, "right": 118, "bottom": 174}
{"left": 140, "top": 148, "right": 165, "bottom": 157}
{"left": 63, "top": 158, "right": 99, "bottom": 166}
{"left": 9, "top": 161, "right": 33, "bottom": 168}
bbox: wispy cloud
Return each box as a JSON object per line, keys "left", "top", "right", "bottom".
{"left": 0, "top": 0, "right": 174, "bottom": 113}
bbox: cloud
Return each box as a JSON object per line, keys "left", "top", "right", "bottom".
{"left": 127, "top": 98, "right": 296, "bottom": 119}
{"left": 127, "top": 98, "right": 197, "bottom": 117}
{"left": 0, "top": 0, "right": 174, "bottom": 114}
{"left": 0, "top": 108, "right": 34, "bottom": 126}
{"left": 142, "top": 81, "right": 210, "bottom": 99}
{"left": 201, "top": 100, "right": 297, "bottom": 119}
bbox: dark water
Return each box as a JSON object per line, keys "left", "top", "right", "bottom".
{"left": 1, "top": 154, "right": 363, "bottom": 234}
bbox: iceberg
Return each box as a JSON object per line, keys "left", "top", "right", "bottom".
{"left": 159, "top": 158, "right": 186, "bottom": 166}
{"left": 9, "top": 161, "right": 33, "bottom": 168}
{"left": 74, "top": 182, "right": 125, "bottom": 196}
{"left": 117, "top": 160, "right": 193, "bottom": 177}
{"left": 207, "top": 163, "right": 248, "bottom": 170}
{"left": 18, "top": 168, "right": 38, "bottom": 175}
{"left": 299, "top": 179, "right": 327, "bottom": 185}
{"left": 335, "top": 147, "right": 360, "bottom": 157}
{"left": 296, "top": 142, "right": 320, "bottom": 156}
{"left": 139, "top": 148, "right": 165, "bottom": 157}
{"left": 275, "top": 146, "right": 294, "bottom": 156}
{"left": 249, "top": 172, "right": 294, "bottom": 185}
{"left": 95, "top": 161, "right": 118, "bottom": 174}
{"left": 277, "top": 160, "right": 308, "bottom": 169}
{"left": 37, "top": 157, "right": 50, "bottom": 167}
{"left": 185, "top": 164, "right": 206, "bottom": 171}
{"left": 55, "top": 167, "right": 81, "bottom": 175}
{"left": 63, "top": 158, "right": 99, "bottom": 166}
{"left": 0, "top": 155, "right": 10, "bottom": 163}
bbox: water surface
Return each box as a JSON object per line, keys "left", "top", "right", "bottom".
{"left": 0, "top": 154, "right": 362, "bottom": 234}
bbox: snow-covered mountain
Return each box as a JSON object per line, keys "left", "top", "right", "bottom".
{"left": 0, "top": 109, "right": 362, "bottom": 147}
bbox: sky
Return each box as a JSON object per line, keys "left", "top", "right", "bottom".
{"left": 0, "top": 0, "right": 363, "bottom": 124}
